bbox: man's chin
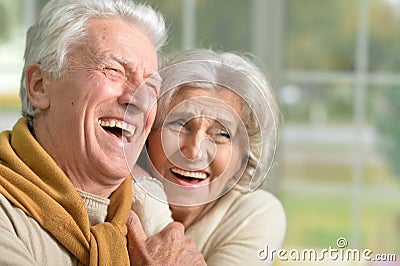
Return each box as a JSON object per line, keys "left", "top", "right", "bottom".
{"left": 98, "top": 163, "right": 131, "bottom": 180}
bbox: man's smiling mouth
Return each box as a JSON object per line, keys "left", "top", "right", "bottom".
{"left": 98, "top": 118, "right": 135, "bottom": 142}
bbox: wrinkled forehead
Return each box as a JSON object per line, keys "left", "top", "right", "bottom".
{"left": 172, "top": 96, "right": 241, "bottom": 122}
{"left": 173, "top": 85, "right": 244, "bottom": 112}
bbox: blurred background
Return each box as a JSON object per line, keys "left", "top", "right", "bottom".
{"left": 0, "top": 0, "right": 399, "bottom": 265}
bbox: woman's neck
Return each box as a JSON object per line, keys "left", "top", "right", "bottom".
{"left": 170, "top": 204, "right": 207, "bottom": 228}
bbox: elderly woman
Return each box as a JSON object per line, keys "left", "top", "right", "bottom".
{"left": 131, "top": 49, "right": 286, "bottom": 265}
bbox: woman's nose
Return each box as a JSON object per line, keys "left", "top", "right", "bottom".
{"left": 179, "top": 131, "right": 203, "bottom": 160}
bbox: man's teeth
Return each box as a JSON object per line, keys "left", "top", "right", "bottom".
{"left": 171, "top": 167, "right": 207, "bottom": 180}
{"left": 98, "top": 119, "right": 135, "bottom": 137}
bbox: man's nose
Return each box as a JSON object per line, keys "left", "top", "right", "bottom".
{"left": 118, "top": 76, "right": 144, "bottom": 106}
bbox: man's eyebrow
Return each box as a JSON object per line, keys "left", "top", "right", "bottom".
{"left": 108, "top": 54, "right": 160, "bottom": 79}
{"left": 107, "top": 54, "right": 161, "bottom": 94}
{"left": 107, "top": 54, "right": 132, "bottom": 67}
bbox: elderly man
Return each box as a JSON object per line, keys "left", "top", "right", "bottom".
{"left": 0, "top": 0, "right": 205, "bottom": 265}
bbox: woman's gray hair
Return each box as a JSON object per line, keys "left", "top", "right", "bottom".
{"left": 154, "top": 49, "right": 281, "bottom": 192}
{"left": 20, "top": 0, "right": 167, "bottom": 121}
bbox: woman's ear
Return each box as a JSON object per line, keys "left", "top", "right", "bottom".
{"left": 26, "top": 64, "right": 50, "bottom": 110}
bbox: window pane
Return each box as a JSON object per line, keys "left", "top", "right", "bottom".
{"left": 285, "top": 0, "right": 357, "bottom": 71}
{"left": 280, "top": 82, "right": 354, "bottom": 124}
{"left": 136, "top": 0, "right": 184, "bottom": 53}
{"left": 195, "top": 0, "right": 251, "bottom": 51}
{"left": 369, "top": 85, "right": 400, "bottom": 186}
{"left": 141, "top": 0, "right": 251, "bottom": 52}
{"left": 0, "top": 0, "right": 24, "bottom": 131}
{"left": 369, "top": 0, "right": 400, "bottom": 72}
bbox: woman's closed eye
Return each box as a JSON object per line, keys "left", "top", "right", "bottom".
{"left": 165, "top": 119, "right": 187, "bottom": 132}
{"left": 209, "top": 127, "right": 231, "bottom": 143}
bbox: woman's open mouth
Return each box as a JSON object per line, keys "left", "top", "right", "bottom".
{"left": 170, "top": 167, "right": 209, "bottom": 187}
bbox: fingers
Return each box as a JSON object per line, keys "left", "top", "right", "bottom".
{"left": 159, "top": 221, "right": 185, "bottom": 240}
{"left": 126, "top": 210, "right": 150, "bottom": 266}
{"left": 126, "top": 214, "right": 206, "bottom": 265}
{"left": 152, "top": 223, "right": 207, "bottom": 265}
{"left": 126, "top": 210, "right": 147, "bottom": 244}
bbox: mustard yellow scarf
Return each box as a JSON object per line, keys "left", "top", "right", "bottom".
{"left": 0, "top": 118, "right": 132, "bottom": 265}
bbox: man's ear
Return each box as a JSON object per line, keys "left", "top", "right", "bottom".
{"left": 26, "top": 64, "right": 50, "bottom": 110}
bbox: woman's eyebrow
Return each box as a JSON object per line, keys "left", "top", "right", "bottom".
{"left": 167, "top": 111, "right": 236, "bottom": 128}
{"left": 166, "top": 111, "right": 192, "bottom": 120}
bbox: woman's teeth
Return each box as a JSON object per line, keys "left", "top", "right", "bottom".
{"left": 171, "top": 167, "right": 207, "bottom": 180}
{"left": 98, "top": 119, "right": 135, "bottom": 137}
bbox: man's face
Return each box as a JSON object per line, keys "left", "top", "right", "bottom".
{"left": 33, "top": 18, "right": 159, "bottom": 193}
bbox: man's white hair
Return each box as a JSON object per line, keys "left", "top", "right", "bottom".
{"left": 20, "top": 0, "right": 167, "bottom": 121}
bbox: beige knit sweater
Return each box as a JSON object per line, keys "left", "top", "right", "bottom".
{"left": 0, "top": 187, "right": 285, "bottom": 266}
{"left": 186, "top": 189, "right": 286, "bottom": 265}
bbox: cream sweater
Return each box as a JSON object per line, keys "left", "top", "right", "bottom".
{"left": 186, "top": 189, "right": 286, "bottom": 266}
{"left": 0, "top": 186, "right": 285, "bottom": 265}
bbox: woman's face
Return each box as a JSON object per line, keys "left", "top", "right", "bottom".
{"left": 146, "top": 86, "right": 248, "bottom": 206}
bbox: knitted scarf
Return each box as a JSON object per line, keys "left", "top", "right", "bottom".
{"left": 0, "top": 118, "right": 132, "bottom": 265}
